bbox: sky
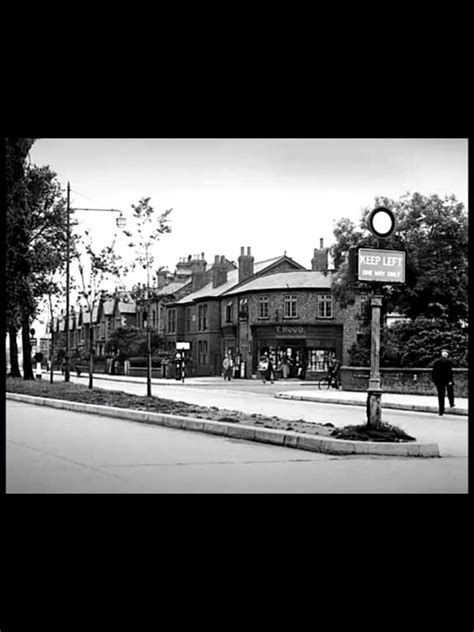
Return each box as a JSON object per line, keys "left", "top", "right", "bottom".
{"left": 29, "top": 138, "right": 468, "bottom": 334}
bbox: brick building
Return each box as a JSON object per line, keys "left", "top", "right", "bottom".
{"left": 50, "top": 243, "right": 364, "bottom": 377}
{"left": 163, "top": 243, "right": 362, "bottom": 378}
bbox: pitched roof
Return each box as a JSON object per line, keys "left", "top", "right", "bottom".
{"left": 154, "top": 280, "right": 191, "bottom": 296}
{"left": 224, "top": 270, "right": 333, "bottom": 295}
{"left": 175, "top": 269, "right": 240, "bottom": 303}
{"left": 174, "top": 256, "right": 292, "bottom": 304}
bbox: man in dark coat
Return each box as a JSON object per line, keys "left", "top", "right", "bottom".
{"left": 432, "top": 349, "right": 455, "bottom": 416}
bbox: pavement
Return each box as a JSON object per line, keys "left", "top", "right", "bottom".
{"left": 50, "top": 370, "right": 468, "bottom": 416}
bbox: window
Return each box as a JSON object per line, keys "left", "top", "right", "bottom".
{"left": 307, "top": 349, "right": 335, "bottom": 372}
{"left": 167, "top": 309, "right": 176, "bottom": 333}
{"left": 186, "top": 307, "right": 191, "bottom": 332}
{"left": 284, "top": 294, "right": 297, "bottom": 319}
{"left": 198, "top": 340, "right": 208, "bottom": 364}
{"left": 258, "top": 296, "right": 269, "bottom": 319}
{"left": 198, "top": 304, "right": 208, "bottom": 331}
{"left": 152, "top": 309, "right": 156, "bottom": 328}
{"left": 317, "top": 294, "right": 334, "bottom": 319}
{"left": 239, "top": 298, "right": 248, "bottom": 319}
{"left": 225, "top": 302, "right": 233, "bottom": 323}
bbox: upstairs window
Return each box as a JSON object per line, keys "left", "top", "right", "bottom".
{"left": 258, "top": 296, "right": 269, "bottom": 319}
{"left": 239, "top": 298, "right": 248, "bottom": 319}
{"left": 167, "top": 309, "right": 176, "bottom": 333}
{"left": 284, "top": 294, "right": 297, "bottom": 319}
{"left": 317, "top": 294, "right": 334, "bottom": 319}
{"left": 198, "top": 304, "right": 208, "bottom": 331}
{"left": 225, "top": 302, "right": 233, "bottom": 323}
{"left": 186, "top": 307, "right": 191, "bottom": 332}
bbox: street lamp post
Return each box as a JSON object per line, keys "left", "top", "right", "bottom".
{"left": 63, "top": 181, "right": 126, "bottom": 382}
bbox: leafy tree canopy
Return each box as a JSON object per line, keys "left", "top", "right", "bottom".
{"left": 331, "top": 192, "right": 468, "bottom": 324}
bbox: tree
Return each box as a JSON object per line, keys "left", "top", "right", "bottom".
{"left": 122, "top": 197, "right": 172, "bottom": 395}
{"left": 104, "top": 327, "right": 145, "bottom": 360}
{"left": 76, "top": 233, "right": 125, "bottom": 388}
{"left": 332, "top": 192, "right": 468, "bottom": 366}
{"left": 39, "top": 272, "right": 69, "bottom": 383}
{"left": 6, "top": 138, "right": 36, "bottom": 377}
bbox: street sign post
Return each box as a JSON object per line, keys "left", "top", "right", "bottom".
{"left": 360, "top": 207, "right": 405, "bottom": 428}
{"left": 358, "top": 248, "right": 406, "bottom": 283}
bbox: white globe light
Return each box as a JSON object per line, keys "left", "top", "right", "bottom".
{"left": 368, "top": 207, "right": 395, "bottom": 238}
{"left": 372, "top": 210, "right": 393, "bottom": 235}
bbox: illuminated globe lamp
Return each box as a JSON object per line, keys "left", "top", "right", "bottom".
{"left": 367, "top": 206, "right": 396, "bottom": 239}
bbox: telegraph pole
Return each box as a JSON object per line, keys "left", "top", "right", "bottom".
{"left": 64, "top": 182, "right": 71, "bottom": 382}
{"left": 62, "top": 183, "right": 125, "bottom": 384}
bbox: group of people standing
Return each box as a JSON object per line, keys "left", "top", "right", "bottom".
{"left": 223, "top": 347, "right": 457, "bottom": 417}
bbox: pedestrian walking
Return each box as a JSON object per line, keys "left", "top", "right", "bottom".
{"left": 281, "top": 354, "right": 290, "bottom": 379}
{"left": 327, "top": 357, "right": 341, "bottom": 389}
{"left": 432, "top": 349, "right": 455, "bottom": 416}
{"left": 222, "top": 353, "right": 233, "bottom": 381}
{"left": 261, "top": 353, "right": 275, "bottom": 384}
{"left": 258, "top": 353, "right": 270, "bottom": 384}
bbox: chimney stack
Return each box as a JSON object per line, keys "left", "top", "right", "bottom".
{"left": 238, "top": 246, "right": 254, "bottom": 283}
{"left": 311, "top": 240, "right": 329, "bottom": 272}
{"left": 213, "top": 255, "right": 228, "bottom": 288}
{"left": 156, "top": 269, "right": 169, "bottom": 289}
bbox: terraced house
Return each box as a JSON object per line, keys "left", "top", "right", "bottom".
{"left": 50, "top": 243, "right": 364, "bottom": 377}
{"left": 163, "top": 241, "right": 363, "bottom": 379}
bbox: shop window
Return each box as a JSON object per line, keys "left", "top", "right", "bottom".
{"left": 307, "top": 348, "right": 336, "bottom": 372}
{"left": 317, "top": 294, "right": 334, "bottom": 319}
{"left": 258, "top": 296, "right": 269, "bottom": 319}
{"left": 284, "top": 295, "right": 297, "bottom": 319}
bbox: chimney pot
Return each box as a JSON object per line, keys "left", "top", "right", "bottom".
{"left": 320, "top": 238, "right": 324, "bottom": 249}
{"left": 220, "top": 255, "right": 225, "bottom": 263}
{"left": 215, "top": 255, "right": 219, "bottom": 263}
{"left": 240, "top": 247, "right": 245, "bottom": 256}
{"left": 247, "top": 247, "right": 251, "bottom": 255}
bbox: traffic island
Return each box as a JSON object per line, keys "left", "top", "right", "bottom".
{"left": 7, "top": 390, "right": 440, "bottom": 458}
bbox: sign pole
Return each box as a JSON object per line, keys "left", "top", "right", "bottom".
{"left": 361, "top": 207, "right": 402, "bottom": 429}
{"left": 367, "top": 289, "right": 383, "bottom": 427}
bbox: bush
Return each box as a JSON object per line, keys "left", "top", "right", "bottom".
{"left": 348, "top": 318, "right": 468, "bottom": 368}
{"left": 331, "top": 423, "right": 416, "bottom": 442}
{"left": 129, "top": 356, "right": 162, "bottom": 368}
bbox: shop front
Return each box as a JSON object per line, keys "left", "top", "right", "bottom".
{"left": 251, "top": 323, "right": 343, "bottom": 380}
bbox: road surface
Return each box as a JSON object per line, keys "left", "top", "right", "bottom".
{"left": 7, "top": 399, "right": 467, "bottom": 493}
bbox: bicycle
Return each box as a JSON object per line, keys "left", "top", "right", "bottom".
{"left": 317, "top": 371, "right": 339, "bottom": 390}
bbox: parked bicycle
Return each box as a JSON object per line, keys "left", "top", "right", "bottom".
{"left": 317, "top": 371, "right": 340, "bottom": 390}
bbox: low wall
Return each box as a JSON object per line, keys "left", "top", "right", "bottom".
{"left": 341, "top": 366, "right": 468, "bottom": 397}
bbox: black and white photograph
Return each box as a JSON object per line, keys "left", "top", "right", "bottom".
{"left": 5, "top": 138, "right": 468, "bottom": 493}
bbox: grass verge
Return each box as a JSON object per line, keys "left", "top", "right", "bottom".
{"left": 6, "top": 377, "right": 335, "bottom": 437}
